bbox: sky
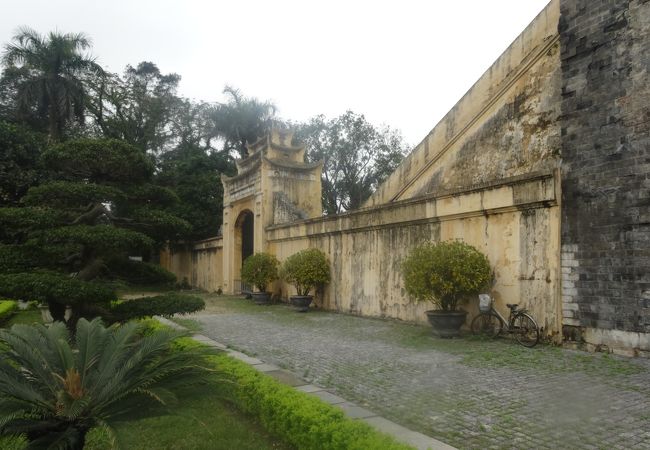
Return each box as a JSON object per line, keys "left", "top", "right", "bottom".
{"left": 1, "top": 0, "right": 550, "bottom": 146}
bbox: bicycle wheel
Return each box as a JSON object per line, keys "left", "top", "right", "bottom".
{"left": 513, "top": 312, "right": 539, "bottom": 347}
{"left": 471, "top": 312, "right": 503, "bottom": 338}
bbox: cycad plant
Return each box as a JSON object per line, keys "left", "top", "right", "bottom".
{"left": 0, "top": 318, "right": 210, "bottom": 449}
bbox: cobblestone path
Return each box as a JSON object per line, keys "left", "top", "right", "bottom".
{"left": 190, "top": 295, "right": 650, "bottom": 450}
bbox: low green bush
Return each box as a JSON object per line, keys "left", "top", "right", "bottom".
{"left": 0, "top": 300, "right": 18, "bottom": 323}
{"left": 0, "top": 272, "right": 115, "bottom": 307}
{"left": 110, "top": 293, "right": 205, "bottom": 322}
{"left": 211, "top": 353, "right": 413, "bottom": 450}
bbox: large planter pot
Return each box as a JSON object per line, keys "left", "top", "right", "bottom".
{"left": 425, "top": 310, "right": 468, "bottom": 338}
{"left": 252, "top": 292, "right": 271, "bottom": 305}
{"left": 290, "top": 295, "right": 313, "bottom": 312}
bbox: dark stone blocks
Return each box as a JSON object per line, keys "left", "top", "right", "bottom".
{"left": 560, "top": 0, "right": 650, "bottom": 334}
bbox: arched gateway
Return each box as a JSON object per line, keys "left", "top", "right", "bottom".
{"left": 233, "top": 209, "right": 254, "bottom": 292}
{"left": 220, "top": 129, "right": 323, "bottom": 294}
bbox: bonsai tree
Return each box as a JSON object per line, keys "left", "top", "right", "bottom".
{"left": 0, "top": 138, "right": 203, "bottom": 330}
{"left": 0, "top": 318, "right": 210, "bottom": 449}
{"left": 401, "top": 240, "right": 492, "bottom": 312}
{"left": 281, "top": 248, "right": 331, "bottom": 297}
{"left": 241, "top": 252, "right": 279, "bottom": 293}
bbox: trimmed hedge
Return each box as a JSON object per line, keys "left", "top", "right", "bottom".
{"left": 0, "top": 272, "right": 115, "bottom": 306}
{"left": 142, "top": 319, "right": 413, "bottom": 449}
{"left": 110, "top": 293, "right": 205, "bottom": 322}
{"left": 211, "top": 354, "right": 413, "bottom": 450}
{"left": 106, "top": 258, "right": 177, "bottom": 285}
{"left": 0, "top": 300, "right": 18, "bottom": 323}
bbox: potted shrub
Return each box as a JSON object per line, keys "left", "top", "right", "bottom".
{"left": 281, "top": 248, "right": 330, "bottom": 312}
{"left": 241, "top": 252, "right": 280, "bottom": 305}
{"left": 401, "top": 240, "right": 491, "bottom": 338}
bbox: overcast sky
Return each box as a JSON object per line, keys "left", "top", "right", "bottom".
{"left": 2, "top": 0, "right": 550, "bottom": 146}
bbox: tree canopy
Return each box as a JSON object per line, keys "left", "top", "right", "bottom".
{"left": 85, "top": 61, "right": 182, "bottom": 155}
{"left": 0, "top": 120, "right": 45, "bottom": 206}
{"left": 295, "top": 111, "right": 407, "bottom": 214}
{"left": 0, "top": 135, "right": 199, "bottom": 329}
{"left": 206, "top": 86, "right": 277, "bottom": 158}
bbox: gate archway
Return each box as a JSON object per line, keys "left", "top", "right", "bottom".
{"left": 234, "top": 210, "right": 254, "bottom": 293}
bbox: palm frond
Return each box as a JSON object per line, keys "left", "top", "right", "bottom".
{"left": 74, "top": 318, "right": 106, "bottom": 390}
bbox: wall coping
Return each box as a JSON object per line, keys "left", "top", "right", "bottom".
{"left": 192, "top": 235, "right": 223, "bottom": 250}
{"left": 266, "top": 170, "right": 556, "bottom": 237}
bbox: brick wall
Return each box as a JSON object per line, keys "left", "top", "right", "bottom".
{"left": 560, "top": 0, "right": 650, "bottom": 343}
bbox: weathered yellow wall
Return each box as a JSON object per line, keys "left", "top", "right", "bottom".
{"left": 160, "top": 244, "right": 192, "bottom": 286}
{"left": 191, "top": 238, "right": 224, "bottom": 292}
{"left": 160, "top": 238, "right": 223, "bottom": 292}
{"left": 267, "top": 172, "right": 561, "bottom": 339}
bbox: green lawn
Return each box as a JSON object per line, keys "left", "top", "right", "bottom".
{"left": 85, "top": 380, "right": 290, "bottom": 450}
{"left": 169, "top": 316, "right": 203, "bottom": 332}
{"left": 1, "top": 308, "right": 42, "bottom": 327}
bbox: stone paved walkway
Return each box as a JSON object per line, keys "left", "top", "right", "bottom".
{"left": 188, "top": 295, "right": 650, "bottom": 450}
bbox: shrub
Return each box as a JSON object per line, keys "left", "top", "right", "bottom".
{"left": 0, "top": 243, "right": 67, "bottom": 273}
{"left": 241, "top": 252, "right": 279, "bottom": 292}
{"left": 281, "top": 248, "right": 330, "bottom": 296}
{"left": 0, "top": 318, "right": 210, "bottom": 448}
{"left": 106, "top": 258, "right": 176, "bottom": 285}
{"left": 110, "top": 293, "right": 205, "bottom": 322}
{"left": 401, "top": 240, "right": 492, "bottom": 311}
{"left": 212, "top": 353, "right": 413, "bottom": 450}
{"left": 0, "top": 272, "right": 115, "bottom": 307}
{"left": 176, "top": 277, "right": 191, "bottom": 290}
{"left": 0, "top": 300, "right": 18, "bottom": 323}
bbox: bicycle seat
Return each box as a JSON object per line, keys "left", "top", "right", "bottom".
{"left": 506, "top": 303, "right": 519, "bottom": 310}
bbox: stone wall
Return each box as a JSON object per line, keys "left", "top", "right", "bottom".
{"left": 559, "top": 0, "right": 650, "bottom": 355}
{"left": 161, "top": 237, "right": 223, "bottom": 292}
{"left": 267, "top": 172, "right": 562, "bottom": 339}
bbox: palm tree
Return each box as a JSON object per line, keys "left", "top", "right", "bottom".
{"left": 208, "top": 86, "right": 277, "bottom": 158}
{"left": 0, "top": 318, "right": 210, "bottom": 449}
{"left": 1, "top": 27, "right": 103, "bottom": 141}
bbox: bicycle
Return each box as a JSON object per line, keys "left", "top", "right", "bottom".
{"left": 470, "top": 294, "right": 540, "bottom": 347}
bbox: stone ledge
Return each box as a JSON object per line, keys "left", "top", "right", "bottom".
{"left": 363, "top": 416, "right": 457, "bottom": 450}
